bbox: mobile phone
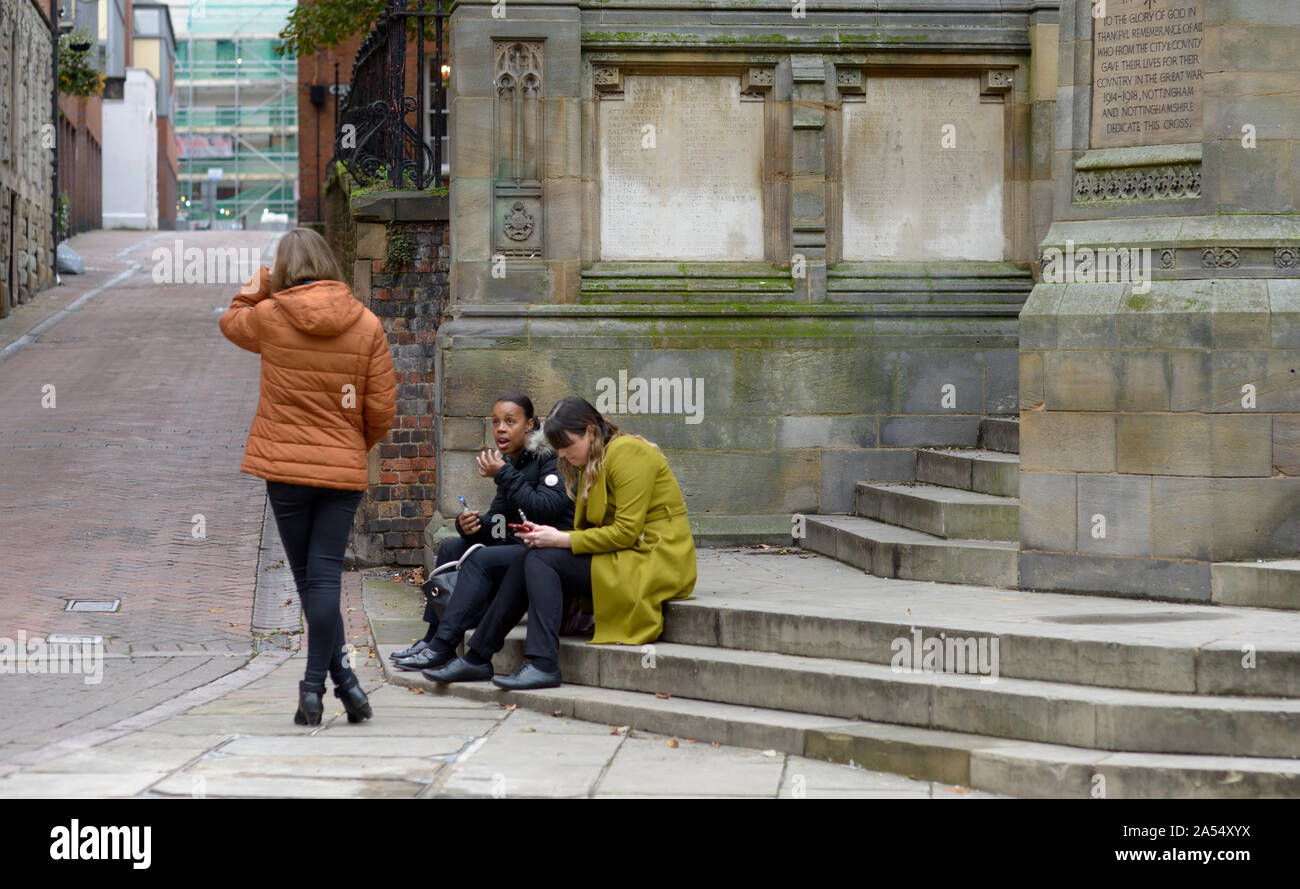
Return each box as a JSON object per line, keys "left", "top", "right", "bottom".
{"left": 457, "top": 495, "right": 470, "bottom": 512}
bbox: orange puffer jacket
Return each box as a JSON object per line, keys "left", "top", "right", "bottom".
{"left": 219, "top": 266, "right": 396, "bottom": 491}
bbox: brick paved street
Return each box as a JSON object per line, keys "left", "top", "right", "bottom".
{"left": 0, "top": 229, "right": 284, "bottom": 762}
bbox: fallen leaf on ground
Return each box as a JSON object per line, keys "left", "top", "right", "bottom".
{"left": 208, "top": 608, "right": 224, "bottom": 613}
{"left": 655, "top": 692, "right": 671, "bottom": 699}
{"left": 520, "top": 727, "right": 536, "bottom": 733}
{"left": 710, "top": 742, "right": 722, "bottom": 748}
{"left": 504, "top": 704, "right": 517, "bottom": 711}
{"left": 667, "top": 739, "right": 679, "bottom": 748}
{"left": 685, "top": 739, "right": 698, "bottom": 744}
{"left": 944, "top": 786, "right": 972, "bottom": 794}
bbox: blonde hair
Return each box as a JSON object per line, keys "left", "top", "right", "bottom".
{"left": 542, "top": 397, "right": 658, "bottom": 505}
{"left": 271, "top": 228, "right": 343, "bottom": 293}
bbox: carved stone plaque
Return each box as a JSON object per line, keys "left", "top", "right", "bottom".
{"left": 1091, "top": 0, "right": 1205, "bottom": 148}
{"left": 599, "top": 74, "right": 764, "bottom": 261}
{"left": 842, "top": 76, "right": 1005, "bottom": 261}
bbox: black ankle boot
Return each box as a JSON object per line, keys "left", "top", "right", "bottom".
{"left": 294, "top": 680, "right": 325, "bottom": 726}
{"left": 334, "top": 673, "right": 372, "bottom": 723}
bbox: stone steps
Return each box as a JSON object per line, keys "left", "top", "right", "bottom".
{"left": 916, "top": 447, "right": 1020, "bottom": 497}
{"left": 463, "top": 635, "right": 1300, "bottom": 758}
{"left": 380, "top": 647, "right": 1300, "bottom": 798}
{"left": 979, "top": 416, "right": 1019, "bottom": 454}
{"left": 656, "top": 590, "right": 1300, "bottom": 698}
{"left": 1212, "top": 560, "right": 1300, "bottom": 612}
{"left": 855, "top": 481, "right": 1020, "bottom": 541}
{"left": 803, "top": 514, "right": 1019, "bottom": 588}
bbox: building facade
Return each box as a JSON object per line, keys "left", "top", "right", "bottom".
{"left": 0, "top": 0, "right": 56, "bottom": 316}
{"left": 170, "top": 0, "right": 298, "bottom": 229}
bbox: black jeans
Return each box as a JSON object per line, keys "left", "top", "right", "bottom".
{"left": 426, "top": 538, "right": 527, "bottom": 650}
{"left": 266, "top": 480, "right": 363, "bottom": 687}
{"left": 468, "top": 547, "right": 592, "bottom": 667}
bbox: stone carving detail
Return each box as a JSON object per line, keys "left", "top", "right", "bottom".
{"left": 740, "top": 67, "right": 774, "bottom": 100}
{"left": 1276, "top": 248, "right": 1299, "bottom": 269}
{"left": 592, "top": 65, "right": 622, "bottom": 94}
{"left": 494, "top": 41, "right": 542, "bottom": 100}
{"left": 981, "top": 68, "right": 1014, "bottom": 96}
{"left": 836, "top": 66, "right": 865, "bottom": 96}
{"left": 503, "top": 201, "right": 534, "bottom": 241}
{"left": 1073, "top": 163, "right": 1201, "bottom": 203}
{"left": 1160, "top": 248, "right": 1176, "bottom": 270}
{"left": 1201, "top": 247, "right": 1240, "bottom": 269}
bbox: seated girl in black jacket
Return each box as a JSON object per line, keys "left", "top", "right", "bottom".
{"left": 390, "top": 394, "right": 573, "bottom": 671}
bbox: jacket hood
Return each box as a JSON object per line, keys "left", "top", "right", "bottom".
{"left": 273, "top": 280, "right": 364, "bottom": 336}
{"left": 525, "top": 427, "right": 554, "bottom": 457}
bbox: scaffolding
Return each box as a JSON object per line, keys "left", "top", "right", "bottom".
{"left": 170, "top": 0, "right": 297, "bottom": 229}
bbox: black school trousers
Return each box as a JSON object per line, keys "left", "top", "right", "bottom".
{"left": 467, "top": 547, "right": 593, "bottom": 667}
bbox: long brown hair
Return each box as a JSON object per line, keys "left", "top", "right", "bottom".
{"left": 271, "top": 228, "right": 343, "bottom": 293}
{"left": 542, "top": 396, "right": 657, "bottom": 503}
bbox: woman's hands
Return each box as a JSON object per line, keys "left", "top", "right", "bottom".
{"left": 458, "top": 510, "right": 481, "bottom": 535}
{"left": 518, "top": 522, "right": 570, "bottom": 549}
{"left": 476, "top": 448, "right": 506, "bottom": 478}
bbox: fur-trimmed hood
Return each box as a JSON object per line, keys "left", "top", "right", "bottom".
{"left": 524, "top": 426, "right": 554, "bottom": 457}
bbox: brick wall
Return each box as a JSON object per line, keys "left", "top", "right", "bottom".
{"left": 347, "top": 192, "right": 449, "bottom": 566}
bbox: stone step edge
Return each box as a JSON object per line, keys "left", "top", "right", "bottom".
{"left": 423, "top": 634, "right": 1300, "bottom": 759}
{"left": 807, "top": 514, "right": 1020, "bottom": 550}
{"left": 856, "top": 480, "right": 1020, "bottom": 507}
{"left": 854, "top": 481, "right": 1020, "bottom": 541}
{"left": 915, "top": 447, "right": 1021, "bottom": 497}
{"left": 1211, "top": 560, "right": 1300, "bottom": 611}
{"left": 659, "top": 572, "right": 1300, "bottom": 700}
{"left": 378, "top": 642, "right": 1300, "bottom": 798}
{"left": 802, "top": 513, "right": 1019, "bottom": 593}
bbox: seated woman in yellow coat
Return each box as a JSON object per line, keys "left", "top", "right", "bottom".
{"left": 425, "top": 396, "right": 697, "bottom": 690}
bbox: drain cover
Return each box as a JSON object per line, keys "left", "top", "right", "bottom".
{"left": 46, "top": 634, "right": 104, "bottom": 645}
{"left": 65, "top": 599, "right": 121, "bottom": 613}
{"left": 1039, "top": 611, "right": 1229, "bottom": 625}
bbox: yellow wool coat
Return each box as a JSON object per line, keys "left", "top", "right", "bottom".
{"left": 568, "top": 435, "right": 696, "bottom": 645}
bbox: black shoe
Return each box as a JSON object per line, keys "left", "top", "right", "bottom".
{"left": 294, "top": 680, "right": 325, "bottom": 726}
{"left": 334, "top": 673, "right": 373, "bottom": 723}
{"left": 422, "top": 656, "right": 493, "bottom": 684}
{"left": 491, "top": 662, "right": 561, "bottom": 691}
{"left": 391, "top": 639, "right": 432, "bottom": 660}
{"left": 395, "top": 647, "right": 453, "bottom": 672}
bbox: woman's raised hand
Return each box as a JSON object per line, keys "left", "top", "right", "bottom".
{"left": 519, "top": 523, "right": 569, "bottom": 549}
{"left": 476, "top": 448, "right": 505, "bottom": 478}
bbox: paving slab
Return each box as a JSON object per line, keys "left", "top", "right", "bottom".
{"left": 597, "top": 735, "right": 784, "bottom": 797}
{"left": 150, "top": 773, "right": 422, "bottom": 799}
{"left": 185, "top": 753, "right": 445, "bottom": 782}
{"left": 218, "top": 735, "right": 468, "bottom": 759}
{"left": 0, "top": 771, "right": 170, "bottom": 798}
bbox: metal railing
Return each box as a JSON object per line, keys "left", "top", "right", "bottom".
{"left": 336, "top": 0, "right": 447, "bottom": 190}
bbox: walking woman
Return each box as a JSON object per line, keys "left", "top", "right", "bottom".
{"left": 219, "top": 228, "right": 396, "bottom": 725}
{"left": 426, "top": 396, "right": 696, "bottom": 690}
{"left": 390, "top": 394, "right": 573, "bottom": 672}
